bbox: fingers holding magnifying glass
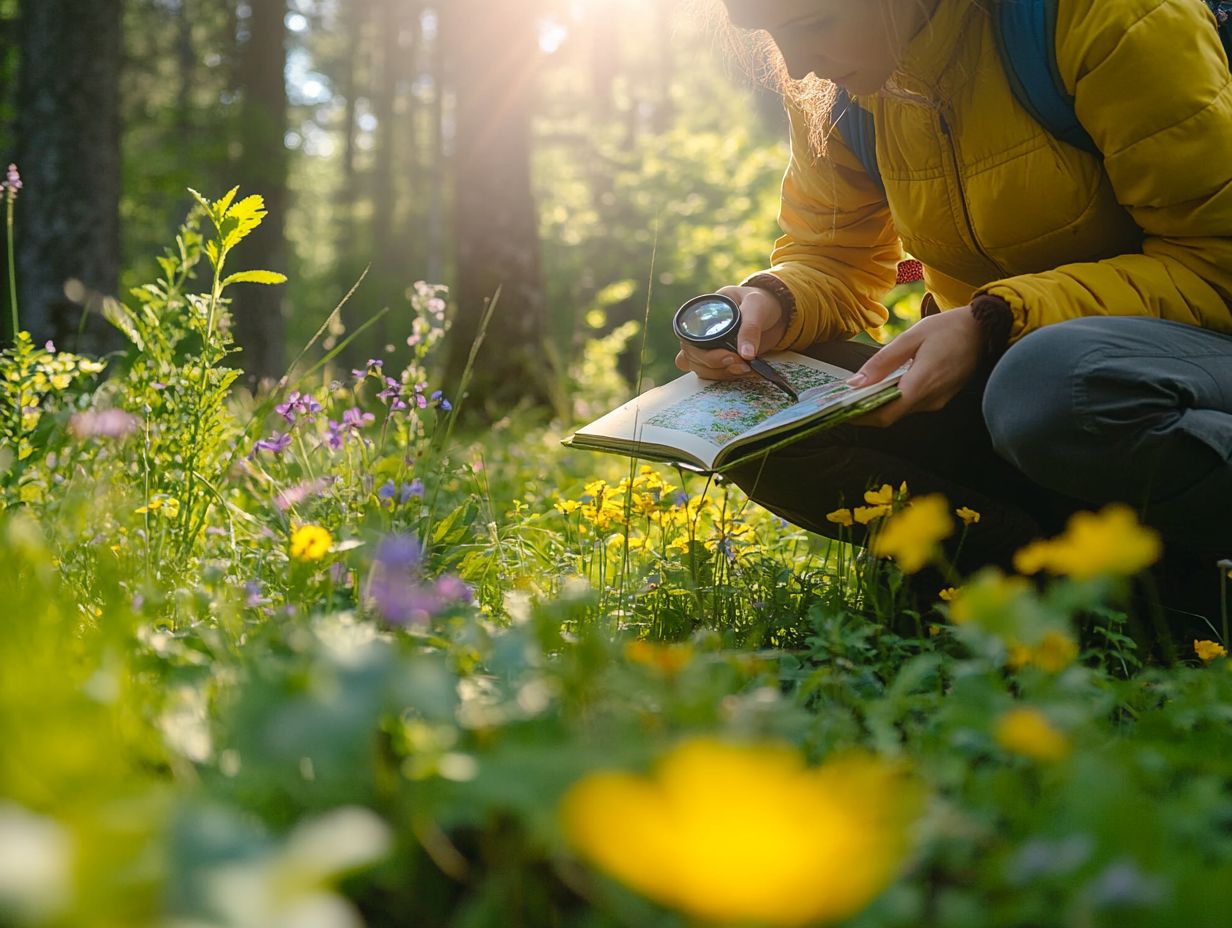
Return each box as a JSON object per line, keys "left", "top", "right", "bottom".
{"left": 675, "top": 344, "right": 750, "bottom": 379}
{"left": 715, "top": 285, "right": 787, "bottom": 360}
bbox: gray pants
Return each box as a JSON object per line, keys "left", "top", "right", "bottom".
{"left": 984, "top": 317, "right": 1232, "bottom": 556}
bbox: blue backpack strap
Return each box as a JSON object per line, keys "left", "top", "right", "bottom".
{"left": 994, "top": 0, "right": 1099, "bottom": 155}
{"left": 832, "top": 86, "right": 884, "bottom": 191}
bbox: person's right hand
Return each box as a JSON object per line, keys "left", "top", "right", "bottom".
{"left": 674, "top": 285, "right": 788, "bottom": 381}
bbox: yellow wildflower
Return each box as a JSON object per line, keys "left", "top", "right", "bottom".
{"left": 826, "top": 508, "right": 854, "bottom": 527}
{"left": 290, "top": 524, "right": 333, "bottom": 562}
{"left": 554, "top": 499, "right": 580, "bottom": 515}
{"left": 1195, "top": 639, "right": 1228, "bottom": 662}
{"left": 624, "top": 640, "right": 693, "bottom": 675}
{"left": 955, "top": 506, "right": 981, "bottom": 526}
{"left": 560, "top": 738, "right": 922, "bottom": 927}
{"left": 1032, "top": 630, "right": 1079, "bottom": 673}
{"left": 871, "top": 494, "right": 954, "bottom": 574}
{"left": 135, "top": 495, "right": 180, "bottom": 519}
{"left": 853, "top": 504, "right": 890, "bottom": 525}
{"left": 946, "top": 570, "right": 1029, "bottom": 625}
{"left": 1005, "top": 642, "right": 1033, "bottom": 670}
{"left": 863, "top": 484, "right": 894, "bottom": 506}
{"left": 1012, "top": 504, "right": 1161, "bottom": 580}
{"left": 1005, "top": 629, "right": 1077, "bottom": 675}
{"left": 995, "top": 707, "right": 1070, "bottom": 762}
{"left": 938, "top": 587, "right": 957, "bottom": 602}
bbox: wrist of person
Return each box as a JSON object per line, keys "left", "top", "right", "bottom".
{"left": 740, "top": 273, "right": 795, "bottom": 345}
{"left": 970, "top": 293, "right": 1014, "bottom": 364}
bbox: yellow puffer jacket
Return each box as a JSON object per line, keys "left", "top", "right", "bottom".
{"left": 763, "top": 0, "right": 1232, "bottom": 349}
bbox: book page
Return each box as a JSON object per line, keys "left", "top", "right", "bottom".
{"left": 569, "top": 352, "right": 878, "bottom": 469}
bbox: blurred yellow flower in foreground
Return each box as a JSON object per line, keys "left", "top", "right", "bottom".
{"left": 995, "top": 707, "right": 1070, "bottom": 762}
{"left": 624, "top": 640, "right": 693, "bottom": 675}
{"left": 1195, "top": 639, "right": 1228, "bottom": 662}
{"left": 290, "top": 524, "right": 333, "bottom": 562}
{"left": 560, "top": 738, "right": 922, "bottom": 927}
{"left": 1006, "top": 630, "right": 1079, "bottom": 674}
{"left": 871, "top": 494, "right": 954, "bottom": 574}
{"left": 1013, "top": 504, "right": 1160, "bottom": 580}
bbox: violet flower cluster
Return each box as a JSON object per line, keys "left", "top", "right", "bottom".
{"left": 367, "top": 533, "right": 472, "bottom": 626}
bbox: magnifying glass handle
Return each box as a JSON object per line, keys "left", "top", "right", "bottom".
{"left": 748, "top": 358, "right": 798, "bottom": 402}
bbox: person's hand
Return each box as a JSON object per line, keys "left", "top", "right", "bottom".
{"left": 846, "top": 305, "right": 982, "bottom": 426}
{"left": 674, "top": 285, "right": 788, "bottom": 381}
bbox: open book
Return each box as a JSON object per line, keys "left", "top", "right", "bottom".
{"left": 563, "top": 350, "right": 903, "bottom": 473}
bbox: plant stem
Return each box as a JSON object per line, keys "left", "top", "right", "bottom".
{"left": 5, "top": 198, "right": 17, "bottom": 339}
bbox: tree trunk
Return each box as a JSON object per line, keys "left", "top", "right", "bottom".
{"left": 444, "top": 0, "right": 550, "bottom": 415}
{"left": 232, "top": 0, "right": 288, "bottom": 386}
{"left": 12, "top": 0, "right": 122, "bottom": 353}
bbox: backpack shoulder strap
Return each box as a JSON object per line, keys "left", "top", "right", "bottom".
{"left": 993, "top": 0, "right": 1099, "bottom": 155}
{"left": 832, "top": 86, "right": 885, "bottom": 191}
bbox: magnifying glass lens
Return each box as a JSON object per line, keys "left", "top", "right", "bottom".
{"left": 679, "top": 299, "right": 736, "bottom": 339}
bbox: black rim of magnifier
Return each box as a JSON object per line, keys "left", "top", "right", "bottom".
{"left": 673, "top": 293, "right": 741, "bottom": 349}
{"left": 673, "top": 293, "right": 798, "bottom": 401}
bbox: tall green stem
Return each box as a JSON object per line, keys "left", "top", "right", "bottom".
{"left": 5, "top": 198, "right": 17, "bottom": 339}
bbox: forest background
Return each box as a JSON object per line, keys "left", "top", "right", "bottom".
{"left": 0, "top": 0, "right": 792, "bottom": 417}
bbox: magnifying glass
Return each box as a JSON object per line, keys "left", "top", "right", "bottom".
{"left": 673, "top": 293, "right": 798, "bottom": 401}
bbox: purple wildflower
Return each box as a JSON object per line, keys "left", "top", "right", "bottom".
{"left": 430, "top": 390, "right": 452, "bottom": 412}
{"left": 434, "top": 574, "right": 472, "bottom": 604}
{"left": 275, "top": 391, "right": 321, "bottom": 425}
{"left": 406, "top": 478, "right": 424, "bottom": 500}
{"left": 375, "top": 534, "right": 423, "bottom": 570}
{"left": 253, "top": 431, "right": 292, "bottom": 455}
{"left": 245, "top": 580, "right": 269, "bottom": 608}
{"left": 366, "top": 533, "right": 470, "bottom": 627}
{"left": 343, "top": 406, "right": 374, "bottom": 428}
{"left": 69, "top": 408, "right": 140, "bottom": 440}
{"left": 2, "top": 164, "right": 20, "bottom": 202}
{"left": 351, "top": 358, "right": 384, "bottom": 381}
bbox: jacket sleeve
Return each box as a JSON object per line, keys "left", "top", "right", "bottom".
{"left": 979, "top": 0, "right": 1232, "bottom": 341}
{"left": 754, "top": 99, "right": 902, "bottom": 350}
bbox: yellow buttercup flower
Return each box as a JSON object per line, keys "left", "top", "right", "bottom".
{"left": 290, "top": 524, "right": 333, "bottom": 562}
{"left": 995, "top": 707, "right": 1070, "bottom": 762}
{"left": 871, "top": 494, "right": 954, "bottom": 574}
{"left": 825, "top": 507, "right": 854, "bottom": 527}
{"left": 853, "top": 504, "right": 890, "bottom": 525}
{"left": 938, "top": 587, "right": 957, "bottom": 602}
{"left": 560, "top": 738, "right": 922, "bottom": 927}
{"left": 554, "top": 499, "right": 580, "bottom": 515}
{"left": 1031, "top": 630, "right": 1079, "bottom": 673}
{"left": 955, "top": 506, "right": 981, "bottom": 526}
{"left": 863, "top": 484, "right": 894, "bottom": 506}
{"left": 1012, "top": 504, "right": 1161, "bottom": 580}
{"left": 624, "top": 640, "right": 693, "bottom": 675}
{"left": 1195, "top": 639, "right": 1228, "bottom": 662}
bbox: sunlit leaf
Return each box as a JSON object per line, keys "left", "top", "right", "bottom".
{"left": 222, "top": 270, "right": 288, "bottom": 288}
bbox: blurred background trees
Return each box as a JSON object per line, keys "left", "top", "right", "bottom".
{"left": 0, "top": 0, "right": 788, "bottom": 414}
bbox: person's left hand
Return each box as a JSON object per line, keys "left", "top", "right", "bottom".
{"left": 845, "top": 305, "right": 983, "bottom": 427}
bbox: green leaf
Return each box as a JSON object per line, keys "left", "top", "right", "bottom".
{"left": 212, "top": 187, "right": 240, "bottom": 220}
{"left": 221, "top": 270, "right": 287, "bottom": 288}
{"left": 187, "top": 187, "right": 213, "bottom": 217}
{"left": 220, "top": 195, "right": 267, "bottom": 251}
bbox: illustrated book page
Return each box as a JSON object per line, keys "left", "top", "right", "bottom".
{"left": 563, "top": 351, "right": 903, "bottom": 472}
